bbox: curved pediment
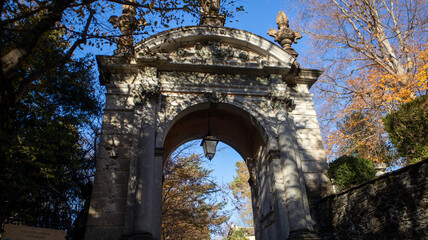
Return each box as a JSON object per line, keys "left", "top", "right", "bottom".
{"left": 134, "top": 26, "right": 296, "bottom": 72}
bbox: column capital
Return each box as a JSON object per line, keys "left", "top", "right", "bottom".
{"left": 133, "top": 83, "right": 160, "bottom": 105}
{"left": 133, "top": 67, "right": 160, "bottom": 105}
{"left": 270, "top": 81, "right": 295, "bottom": 112}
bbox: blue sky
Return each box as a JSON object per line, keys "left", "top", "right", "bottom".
{"left": 227, "top": 1, "right": 304, "bottom": 47}
{"left": 83, "top": 1, "right": 310, "bottom": 57}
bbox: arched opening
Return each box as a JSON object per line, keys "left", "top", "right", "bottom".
{"left": 161, "top": 102, "right": 268, "bottom": 239}
{"left": 162, "top": 140, "right": 253, "bottom": 239}
{"left": 163, "top": 102, "right": 268, "bottom": 162}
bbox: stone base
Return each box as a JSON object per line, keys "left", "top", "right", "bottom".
{"left": 121, "top": 232, "right": 155, "bottom": 240}
{"left": 288, "top": 229, "right": 320, "bottom": 240}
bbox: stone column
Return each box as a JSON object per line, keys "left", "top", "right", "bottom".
{"left": 123, "top": 68, "right": 160, "bottom": 240}
{"left": 151, "top": 149, "right": 164, "bottom": 239}
{"left": 276, "top": 108, "right": 318, "bottom": 239}
{"left": 122, "top": 98, "right": 156, "bottom": 240}
{"left": 267, "top": 151, "right": 290, "bottom": 238}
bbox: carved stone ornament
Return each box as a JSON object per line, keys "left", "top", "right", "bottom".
{"left": 200, "top": 0, "right": 225, "bottom": 26}
{"left": 133, "top": 83, "right": 160, "bottom": 105}
{"left": 204, "top": 92, "right": 226, "bottom": 104}
{"left": 176, "top": 48, "right": 187, "bottom": 57}
{"left": 270, "top": 88, "right": 295, "bottom": 111}
{"left": 109, "top": 0, "right": 147, "bottom": 55}
{"left": 268, "top": 11, "right": 302, "bottom": 58}
{"left": 195, "top": 41, "right": 234, "bottom": 60}
{"left": 238, "top": 51, "right": 249, "bottom": 61}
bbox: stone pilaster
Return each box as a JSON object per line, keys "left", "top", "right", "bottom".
{"left": 267, "top": 150, "right": 290, "bottom": 239}
{"left": 276, "top": 108, "right": 318, "bottom": 239}
{"left": 151, "top": 149, "right": 164, "bottom": 240}
{"left": 122, "top": 68, "right": 159, "bottom": 240}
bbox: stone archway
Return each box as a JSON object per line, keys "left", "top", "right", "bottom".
{"left": 163, "top": 102, "right": 266, "bottom": 161}
{"left": 162, "top": 102, "right": 270, "bottom": 238}
{"left": 85, "top": 24, "right": 332, "bottom": 240}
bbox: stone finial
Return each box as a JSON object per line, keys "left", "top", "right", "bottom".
{"left": 268, "top": 11, "right": 302, "bottom": 57}
{"left": 109, "top": 0, "right": 147, "bottom": 55}
{"left": 199, "top": 0, "right": 225, "bottom": 26}
{"left": 374, "top": 162, "right": 387, "bottom": 176}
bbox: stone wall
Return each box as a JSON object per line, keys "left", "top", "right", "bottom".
{"left": 313, "top": 159, "right": 428, "bottom": 239}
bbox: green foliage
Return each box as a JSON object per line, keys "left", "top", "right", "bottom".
{"left": 383, "top": 95, "right": 428, "bottom": 165}
{"left": 226, "top": 227, "right": 248, "bottom": 240}
{"left": 327, "top": 155, "right": 376, "bottom": 191}
{"left": 161, "top": 153, "right": 229, "bottom": 240}
{"left": 0, "top": 28, "right": 101, "bottom": 237}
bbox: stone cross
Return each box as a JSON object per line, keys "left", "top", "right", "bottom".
{"left": 268, "top": 11, "right": 302, "bottom": 57}
{"left": 199, "top": 0, "right": 225, "bottom": 26}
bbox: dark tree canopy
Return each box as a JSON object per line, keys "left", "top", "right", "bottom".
{"left": 0, "top": 28, "right": 101, "bottom": 237}
{"left": 327, "top": 155, "right": 376, "bottom": 191}
{"left": 383, "top": 95, "right": 428, "bottom": 165}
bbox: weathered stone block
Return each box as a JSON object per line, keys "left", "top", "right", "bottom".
{"left": 91, "top": 183, "right": 128, "bottom": 199}
{"left": 85, "top": 227, "right": 124, "bottom": 240}
{"left": 295, "top": 128, "right": 323, "bottom": 139}
{"left": 105, "top": 93, "right": 135, "bottom": 110}
{"left": 303, "top": 173, "right": 332, "bottom": 199}
{"left": 297, "top": 137, "right": 324, "bottom": 150}
{"left": 102, "top": 111, "right": 135, "bottom": 134}
{"left": 293, "top": 116, "right": 321, "bottom": 129}
{"left": 93, "top": 168, "right": 129, "bottom": 185}
{"left": 302, "top": 161, "right": 327, "bottom": 173}
{"left": 105, "top": 198, "right": 128, "bottom": 213}
{"left": 291, "top": 105, "right": 317, "bottom": 116}
{"left": 299, "top": 149, "right": 326, "bottom": 162}
{"left": 87, "top": 211, "right": 126, "bottom": 227}
{"left": 303, "top": 173, "right": 330, "bottom": 186}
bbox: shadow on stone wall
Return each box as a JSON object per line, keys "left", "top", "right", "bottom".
{"left": 313, "top": 158, "right": 428, "bottom": 239}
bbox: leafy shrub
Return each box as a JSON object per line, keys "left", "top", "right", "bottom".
{"left": 327, "top": 155, "right": 376, "bottom": 191}
{"left": 226, "top": 227, "right": 248, "bottom": 240}
{"left": 383, "top": 95, "right": 428, "bottom": 165}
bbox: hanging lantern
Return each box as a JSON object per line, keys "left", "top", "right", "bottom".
{"left": 201, "top": 104, "right": 219, "bottom": 161}
{"left": 201, "top": 135, "right": 219, "bottom": 161}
